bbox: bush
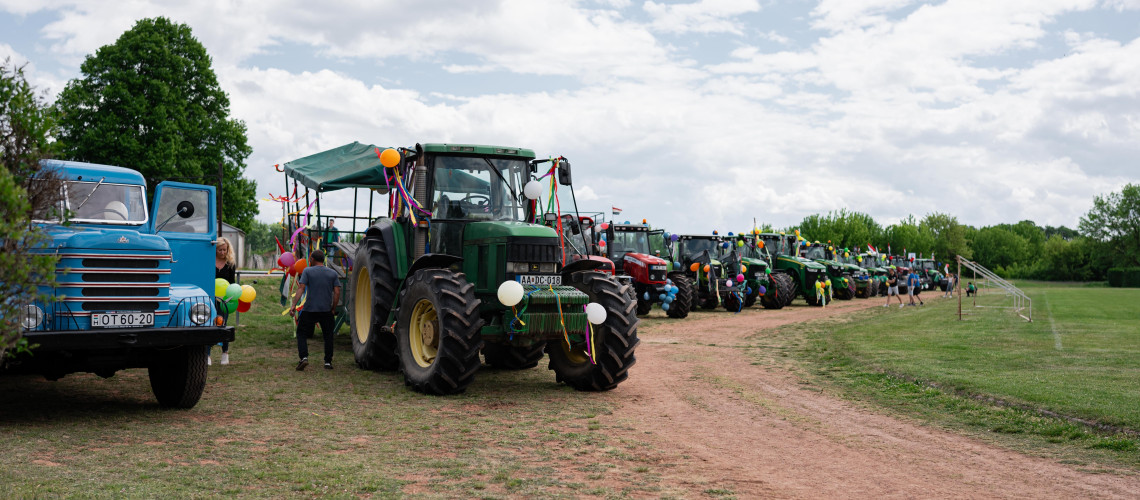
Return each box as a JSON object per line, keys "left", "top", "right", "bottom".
{"left": 1107, "top": 268, "right": 1124, "bottom": 287}
{"left": 1106, "top": 268, "right": 1140, "bottom": 287}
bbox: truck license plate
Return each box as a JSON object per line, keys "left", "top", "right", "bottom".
{"left": 91, "top": 312, "right": 154, "bottom": 328}
{"left": 518, "top": 275, "right": 561, "bottom": 286}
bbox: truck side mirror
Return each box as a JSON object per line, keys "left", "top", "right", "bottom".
{"left": 557, "top": 160, "right": 572, "bottom": 185}
{"left": 177, "top": 200, "right": 195, "bottom": 218}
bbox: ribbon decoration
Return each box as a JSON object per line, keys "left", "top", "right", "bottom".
{"left": 289, "top": 199, "right": 319, "bottom": 250}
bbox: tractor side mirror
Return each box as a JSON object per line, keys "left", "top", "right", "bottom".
{"left": 557, "top": 160, "right": 572, "bottom": 185}
{"left": 544, "top": 212, "right": 557, "bottom": 223}
{"left": 176, "top": 200, "right": 195, "bottom": 218}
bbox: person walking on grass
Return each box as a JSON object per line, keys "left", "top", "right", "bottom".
{"left": 289, "top": 250, "right": 340, "bottom": 371}
{"left": 906, "top": 270, "right": 924, "bottom": 307}
{"left": 884, "top": 269, "right": 903, "bottom": 308}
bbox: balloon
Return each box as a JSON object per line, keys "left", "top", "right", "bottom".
{"left": 737, "top": 240, "right": 744, "bottom": 247}
{"left": 726, "top": 280, "right": 733, "bottom": 287}
{"left": 240, "top": 284, "right": 256, "bottom": 303}
{"left": 728, "top": 232, "right": 734, "bottom": 236}
{"left": 844, "top": 252, "right": 850, "bottom": 258}
{"left": 279, "top": 252, "right": 296, "bottom": 268}
{"left": 661, "top": 303, "right": 670, "bottom": 311}
{"left": 624, "top": 220, "right": 630, "bottom": 224}
{"left": 670, "top": 234, "right": 679, "bottom": 242}
{"left": 600, "top": 223, "right": 609, "bottom": 230}
{"left": 736, "top": 273, "right": 745, "bottom": 283}
{"left": 214, "top": 278, "right": 228, "bottom": 297}
{"left": 673, "top": 261, "right": 681, "bottom": 270}
{"left": 523, "top": 180, "right": 543, "bottom": 200}
{"left": 224, "top": 283, "right": 242, "bottom": 301}
{"left": 664, "top": 295, "right": 673, "bottom": 303}
{"left": 740, "top": 265, "right": 747, "bottom": 274}
{"left": 857, "top": 257, "right": 863, "bottom": 262}
{"left": 225, "top": 298, "right": 239, "bottom": 313}
{"left": 643, "top": 292, "right": 650, "bottom": 301}
{"left": 379, "top": 148, "right": 401, "bottom": 168}
{"left": 757, "top": 285, "right": 766, "bottom": 295}
{"left": 746, "top": 287, "right": 753, "bottom": 294}
{"left": 713, "top": 230, "right": 718, "bottom": 235}
{"left": 293, "top": 258, "right": 308, "bottom": 275}
{"left": 658, "top": 294, "right": 667, "bottom": 301}
{"left": 237, "top": 300, "right": 252, "bottom": 313}
{"left": 721, "top": 242, "right": 730, "bottom": 249}
{"left": 599, "top": 240, "right": 607, "bottom": 247}
{"left": 690, "top": 263, "right": 700, "bottom": 272}
{"left": 584, "top": 302, "right": 607, "bottom": 324}
{"left": 703, "top": 265, "right": 710, "bottom": 273}
{"left": 758, "top": 241, "right": 765, "bottom": 249}
{"left": 642, "top": 219, "right": 648, "bottom": 224}
{"left": 498, "top": 280, "right": 525, "bottom": 306}
{"left": 829, "top": 246, "right": 834, "bottom": 251}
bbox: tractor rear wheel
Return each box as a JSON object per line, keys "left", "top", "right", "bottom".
{"left": 348, "top": 237, "right": 399, "bottom": 371}
{"left": 395, "top": 268, "right": 484, "bottom": 395}
{"left": 483, "top": 342, "right": 545, "bottom": 370}
{"left": 762, "top": 273, "right": 792, "bottom": 310}
{"left": 636, "top": 296, "right": 653, "bottom": 316}
{"left": 666, "top": 274, "right": 693, "bottom": 319}
{"left": 548, "top": 272, "right": 639, "bottom": 391}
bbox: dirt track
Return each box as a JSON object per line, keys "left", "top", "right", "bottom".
{"left": 597, "top": 299, "right": 1140, "bottom": 498}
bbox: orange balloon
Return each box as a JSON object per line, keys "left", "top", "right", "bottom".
{"left": 703, "top": 265, "right": 710, "bottom": 273}
{"left": 379, "top": 148, "right": 401, "bottom": 168}
{"left": 758, "top": 241, "right": 765, "bottom": 249}
{"left": 293, "top": 258, "right": 308, "bottom": 275}
{"left": 690, "top": 263, "right": 700, "bottom": 272}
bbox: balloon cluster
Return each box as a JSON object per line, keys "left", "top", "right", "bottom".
{"left": 215, "top": 279, "right": 256, "bottom": 313}
{"left": 656, "top": 279, "right": 682, "bottom": 311}
{"left": 277, "top": 251, "right": 308, "bottom": 276}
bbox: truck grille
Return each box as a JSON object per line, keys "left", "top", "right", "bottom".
{"left": 50, "top": 251, "right": 173, "bottom": 329}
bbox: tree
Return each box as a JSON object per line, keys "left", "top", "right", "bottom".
{"left": 971, "top": 226, "right": 1028, "bottom": 270}
{"left": 882, "top": 215, "right": 932, "bottom": 256}
{"left": 55, "top": 17, "right": 257, "bottom": 232}
{"left": 1, "top": 60, "right": 60, "bottom": 355}
{"left": 1039, "top": 235, "right": 1091, "bottom": 281}
{"left": 798, "top": 209, "right": 881, "bottom": 252}
{"left": 1079, "top": 184, "right": 1140, "bottom": 267}
{"left": 920, "top": 212, "right": 971, "bottom": 261}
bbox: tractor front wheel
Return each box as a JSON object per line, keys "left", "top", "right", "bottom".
{"left": 547, "top": 272, "right": 639, "bottom": 391}
{"left": 395, "top": 268, "right": 484, "bottom": 395}
{"left": 743, "top": 283, "right": 760, "bottom": 307}
{"left": 348, "top": 237, "right": 399, "bottom": 371}
{"left": 723, "top": 292, "right": 743, "bottom": 312}
{"left": 762, "top": 273, "right": 793, "bottom": 310}
{"left": 636, "top": 296, "right": 653, "bottom": 316}
{"left": 666, "top": 274, "right": 693, "bottom": 319}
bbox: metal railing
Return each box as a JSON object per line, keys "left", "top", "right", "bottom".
{"left": 957, "top": 256, "right": 1032, "bottom": 322}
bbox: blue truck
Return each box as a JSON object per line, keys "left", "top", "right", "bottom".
{"left": 7, "top": 160, "right": 234, "bottom": 408}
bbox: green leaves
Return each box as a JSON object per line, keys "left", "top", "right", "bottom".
{"left": 1079, "top": 184, "right": 1140, "bottom": 267}
{"left": 55, "top": 17, "right": 257, "bottom": 233}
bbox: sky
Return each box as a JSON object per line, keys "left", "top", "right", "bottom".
{"left": 2, "top": 0, "right": 1139, "bottom": 235}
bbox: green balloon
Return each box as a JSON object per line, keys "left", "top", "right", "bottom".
{"left": 225, "top": 299, "right": 239, "bottom": 313}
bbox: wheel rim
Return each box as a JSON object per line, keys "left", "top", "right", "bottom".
{"left": 408, "top": 299, "right": 439, "bottom": 368}
{"left": 560, "top": 332, "right": 591, "bottom": 365}
{"left": 354, "top": 267, "right": 372, "bottom": 344}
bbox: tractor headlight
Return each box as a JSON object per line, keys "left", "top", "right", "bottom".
{"left": 21, "top": 304, "right": 44, "bottom": 330}
{"left": 190, "top": 303, "right": 212, "bottom": 325}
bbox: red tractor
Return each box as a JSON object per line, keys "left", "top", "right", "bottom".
{"left": 599, "top": 222, "right": 693, "bottom": 318}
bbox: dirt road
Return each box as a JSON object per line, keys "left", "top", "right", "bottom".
{"left": 598, "top": 299, "right": 1139, "bottom": 498}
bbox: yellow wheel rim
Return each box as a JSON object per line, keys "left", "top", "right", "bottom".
{"left": 408, "top": 299, "right": 439, "bottom": 368}
{"left": 560, "top": 332, "right": 591, "bottom": 365}
{"left": 354, "top": 267, "right": 372, "bottom": 344}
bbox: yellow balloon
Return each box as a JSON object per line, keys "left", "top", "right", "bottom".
{"left": 379, "top": 148, "right": 401, "bottom": 168}
{"left": 240, "top": 284, "right": 257, "bottom": 303}
{"left": 740, "top": 265, "right": 747, "bottom": 274}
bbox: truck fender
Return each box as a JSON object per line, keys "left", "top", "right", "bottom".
{"left": 406, "top": 253, "right": 463, "bottom": 277}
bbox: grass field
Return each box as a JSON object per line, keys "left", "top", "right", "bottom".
{"left": 796, "top": 281, "right": 1140, "bottom": 466}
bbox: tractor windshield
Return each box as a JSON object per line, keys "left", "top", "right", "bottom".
{"left": 610, "top": 229, "right": 650, "bottom": 256}
{"left": 759, "top": 235, "right": 785, "bottom": 256}
{"left": 431, "top": 155, "right": 528, "bottom": 221}
{"left": 920, "top": 261, "right": 935, "bottom": 271}
{"left": 648, "top": 230, "right": 667, "bottom": 258}
{"left": 680, "top": 238, "right": 719, "bottom": 258}
{"left": 805, "top": 246, "right": 827, "bottom": 260}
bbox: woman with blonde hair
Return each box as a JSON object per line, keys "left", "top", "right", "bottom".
{"left": 213, "top": 237, "right": 237, "bottom": 365}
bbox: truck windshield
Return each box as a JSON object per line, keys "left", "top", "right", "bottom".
{"left": 431, "top": 156, "right": 528, "bottom": 221}
{"left": 67, "top": 181, "right": 147, "bottom": 224}
{"left": 611, "top": 229, "right": 650, "bottom": 256}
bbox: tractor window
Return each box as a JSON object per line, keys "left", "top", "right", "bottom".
{"left": 66, "top": 181, "right": 148, "bottom": 224}
{"left": 610, "top": 230, "right": 649, "bottom": 256}
{"left": 680, "top": 238, "right": 718, "bottom": 258}
{"left": 648, "top": 231, "right": 666, "bottom": 257}
{"left": 431, "top": 156, "right": 527, "bottom": 221}
{"left": 805, "top": 246, "right": 826, "bottom": 260}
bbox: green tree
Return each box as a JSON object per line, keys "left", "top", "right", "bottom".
{"left": 1039, "top": 235, "right": 1091, "bottom": 281}
{"left": 1, "top": 60, "right": 60, "bottom": 355}
{"left": 54, "top": 17, "right": 257, "bottom": 232}
{"left": 971, "top": 226, "right": 1028, "bottom": 270}
{"left": 882, "top": 215, "right": 932, "bottom": 256}
{"left": 798, "top": 209, "right": 881, "bottom": 252}
{"left": 920, "top": 212, "right": 971, "bottom": 262}
{"left": 1079, "top": 184, "right": 1140, "bottom": 267}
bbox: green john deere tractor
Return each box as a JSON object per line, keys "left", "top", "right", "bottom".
{"left": 851, "top": 253, "right": 889, "bottom": 297}
{"left": 332, "top": 144, "right": 638, "bottom": 395}
{"left": 913, "top": 258, "right": 946, "bottom": 291}
{"left": 757, "top": 233, "right": 830, "bottom": 306}
{"left": 671, "top": 234, "right": 748, "bottom": 311}
{"left": 831, "top": 248, "right": 876, "bottom": 298}
{"left": 802, "top": 242, "right": 858, "bottom": 300}
{"left": 734, "top": 233, "right": 794, "bottom": 309}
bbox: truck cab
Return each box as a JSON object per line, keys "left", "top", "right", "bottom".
{"left": 11, "top": 160, "right": 234, "bottom": 408}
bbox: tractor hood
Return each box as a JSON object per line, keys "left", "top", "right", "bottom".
{"left": 623, "top": 252, "right": 668, "bottom": 267}
{"left": 464, "top": 221, "right": 558, "bottom": 242}
{"left": 41, "top": 224, "right": 172, "bottom": 253}
{"left": 777, "top": 255, "right": 826, "bottom": 270}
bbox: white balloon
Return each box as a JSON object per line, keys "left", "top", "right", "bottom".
{"left": 523, "top": 180, "right": 543, "bottom": 200}
{"left": 584, "top": 302, "right": 607, "bottom": 325}
{"left": 497, "top": 280, "right": 525, "bottom": 306}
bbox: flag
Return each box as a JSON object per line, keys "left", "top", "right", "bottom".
{"left": 612, "top": 206, "right": 623, "bottom": 215}
{"left": 867, "top": 244, "right": 877, "bottom": 254}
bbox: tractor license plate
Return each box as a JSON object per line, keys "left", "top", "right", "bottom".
{"left": 91, "top": 312, "right": 154, "bottom": 328}
{"left": 518, "top": 275, "right": 561, "bottom": 286}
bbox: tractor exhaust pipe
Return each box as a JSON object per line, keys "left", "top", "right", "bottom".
{"left": 413, "top": 144, "right": 428, "bottom": 259}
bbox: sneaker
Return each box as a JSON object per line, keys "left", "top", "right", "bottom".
{"left": 220, "top": 353, "right": 230, "bottom": 365}
{"left": 296, "top": 358, "right": 308, "bottom": 371}
{"left": 324, "top": 362, "right": 333, "bottom": 370}
{"left": 882, "top": 304, "right": 889, "bottom": 308}
{"left": 899, "top": 304, "right": 905, "bottom": 308}
{"left": 207, "top": 356, "right": 212, "bottom": 366}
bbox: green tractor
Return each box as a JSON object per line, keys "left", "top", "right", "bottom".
{"left": 336, "top": 144, "right": 637, "bottom": 395}
{"left": 802, "top": 242, "right": 858, "bottom": 300}
{"left": 853, "top": 253, "right": 890, "bottom": 296}
{"left": 733, "top": 233, "right": 794, "bottom": 309}
{"left": 757, "top": 233, "right": 831, "bottom": 306}
{"left": 913, "top": 258, "right": 946, "bottom": 291}
{"left": 670, "top": 234, "right": 748, "bottom": 312}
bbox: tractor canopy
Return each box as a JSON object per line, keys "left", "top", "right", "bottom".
{"left": 282, "top": 141, "right": 394, "bottom": 192}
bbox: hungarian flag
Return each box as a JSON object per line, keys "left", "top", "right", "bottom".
{"left": 612, "top": 206, "right": 623, "bottom": 215}
{"left": 867, "top": 244, "right": 877, "bottom": 254}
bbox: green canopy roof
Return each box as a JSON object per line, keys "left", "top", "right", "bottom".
{"left": 283, "top": 142, "right": 392, "bottom": 193}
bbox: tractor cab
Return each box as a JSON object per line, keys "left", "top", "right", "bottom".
{"left": 757, "top": 233, "right": 830, "bottom": 306}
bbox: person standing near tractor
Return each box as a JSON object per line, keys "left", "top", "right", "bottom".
{"left": 289, "top": 249, "right": 341, "bottom": 371}
{"left": 884, "top": 269, "right": 903, "bottom": 307}
{"left": 907, "top": 270, "right": 924, "bottom": 307}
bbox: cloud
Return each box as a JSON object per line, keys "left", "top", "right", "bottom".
{"left": 643, "top": 0, "right": 761, "bottom": 35}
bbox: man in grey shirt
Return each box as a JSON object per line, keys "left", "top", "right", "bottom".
{"left": 290, "top": 249, "right": 341, "bottom": 370}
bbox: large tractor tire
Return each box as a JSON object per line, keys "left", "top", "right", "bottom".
{"left": 761, "top": 273, "right": 793, "bottom": 310}
{"left": 666, "top": 274, "right": 693, "bottom": 319}
{"left": 483, "top": 342, "right": 546, "bottom": 370}
{"left": 722, "top": 291, "right": 743, "bottom": 312}
{"left": 394, "top": 268, "right": 484, "bottom": 395}
{"left": 148, "top": 346, "right": 208, "bottom": 409}
{"left": 636, "top": 296, "right": 653, "bottom": 316}
{"left": 348, "top": 237, "right": 399, "bottom": 371}
{"left": 743, "top": 282, "right": 761, "bottom": 307}
{"left": 548, "top": 272, "right": 639, "bottom": 391}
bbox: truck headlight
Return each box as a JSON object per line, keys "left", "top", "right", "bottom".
{"left": 21, "top": 304, "right": 44, "bottom": 329}
{"left": 190, "top": 303, "right": 212, "bottom": 325}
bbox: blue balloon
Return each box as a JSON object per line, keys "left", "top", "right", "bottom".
{"left": 658, "top": 294, "right": 667, "bottom": 301}
{"left": 643, "top": 292, "right": 650, "bottom": 301}
{"left": 757, "top": 285, "right": 766, "bottom": 295}
{"left": 728, "top": 232, "right": 734, "bottom": 236}
{"left": 746, "top": 287, "right": 752, "bottom": 294}
{"left": 624, "top": 220, "right": 630, "bottom": 224}
{"left": 661, "top": 303, "right": 670, "bottom": 311}
{"left": 670, "top": 234, "right": 679, "bottom": 242}
{"left": 673, "top": 261, "right": 681, "bottom": 269}
{"left": 664, "top": 295, "right": 673, "bottom": 303}
{"left": 722, "top": 242, "right": 730, "bottom": 249}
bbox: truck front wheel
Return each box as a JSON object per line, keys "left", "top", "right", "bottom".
{"left": 148, "top": 346, "right": 208, "bottom": 409}
{"left": 395, "top": 268, "right": 484, "bottom": 395}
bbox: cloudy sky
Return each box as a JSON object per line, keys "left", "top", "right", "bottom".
{"left": 3, "top": 0, "right": 1138, "bottom": 234}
